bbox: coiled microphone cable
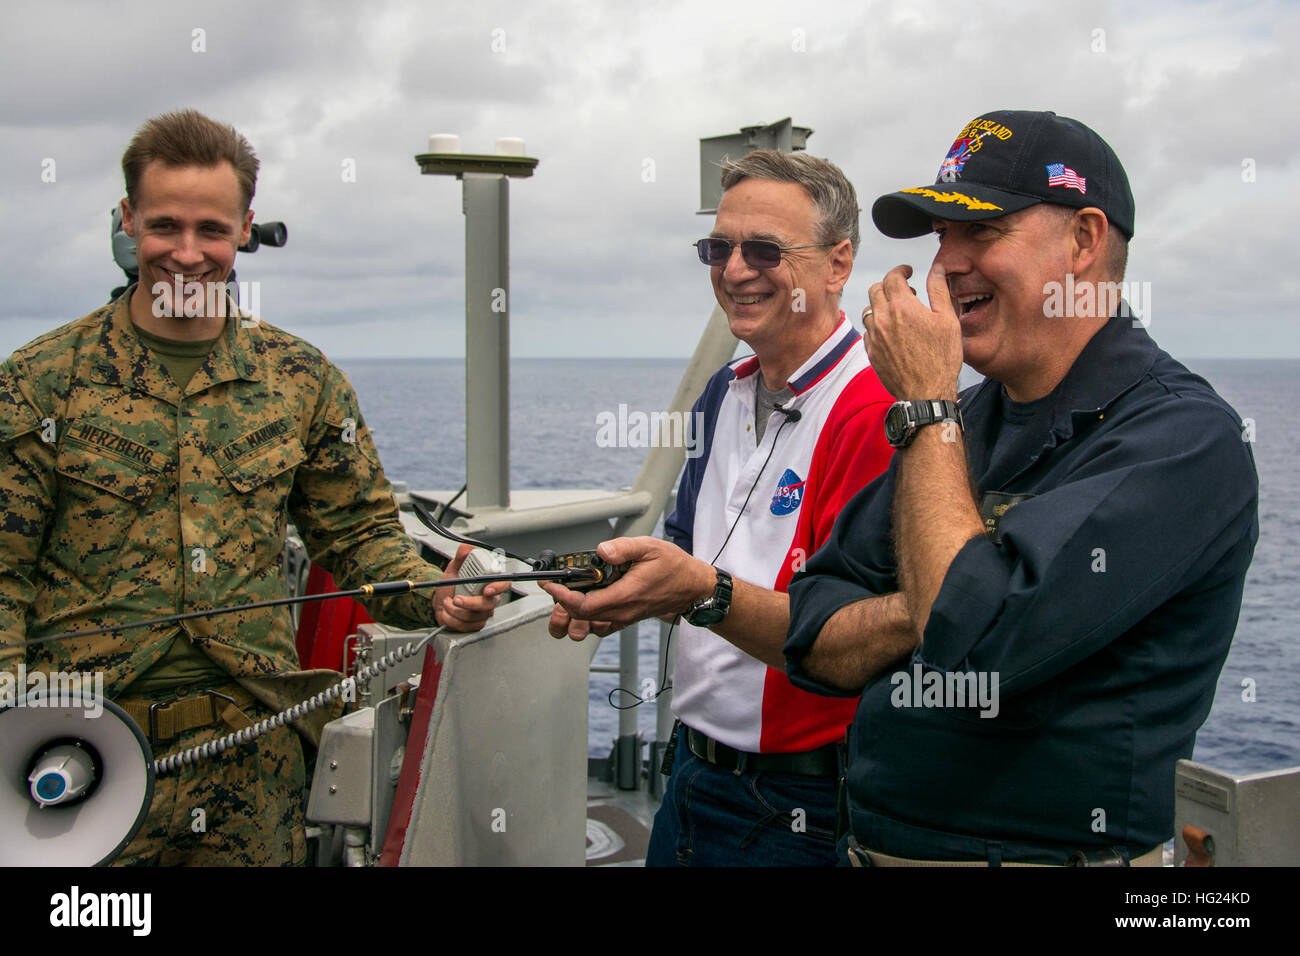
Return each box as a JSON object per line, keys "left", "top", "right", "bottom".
{"left": 152, "top": 627, "right": 445, "bottom": 775}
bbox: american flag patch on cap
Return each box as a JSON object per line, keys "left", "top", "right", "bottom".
{"left": 1046, "top": 163, "right": 1087, "bottom": 193}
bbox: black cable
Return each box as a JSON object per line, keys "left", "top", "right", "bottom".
{"left": 436, "top": 483, "right": 468, "bottom": 524}
{"left": 608, "top": 616, "right": 679, "bottom": 710}
{"left": 706, "top": 406, "right": 800, "bottom": 566}
{"left": 410, "top": 496, "right": 532, "bottom": 564}
{"left": 23, "top": 567, "right": 598, "bottom": 649}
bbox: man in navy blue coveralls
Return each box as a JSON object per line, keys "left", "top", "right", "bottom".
{"left": 783, "top": 110, "right": 1259, "bottom": 866}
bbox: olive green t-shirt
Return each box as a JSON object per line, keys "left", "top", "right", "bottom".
{"left": 124, "top": 323, "right": 229, "bottom": 695}
{"left": 132, "top": 324, "right": 222, "bottom": 391}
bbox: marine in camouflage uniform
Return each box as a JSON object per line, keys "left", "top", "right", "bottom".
{"left": 0, "top": 292, "right": 462, "bottom": 865}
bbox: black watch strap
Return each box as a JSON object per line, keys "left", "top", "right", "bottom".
{"left": 906, "top": 398, "right": 961, "bottom": 430}
{"left": 887, "top": 399, "right": 963, "bottom": 448}
{"left": 685, "top": 569, "right": 733, "bottom": 627}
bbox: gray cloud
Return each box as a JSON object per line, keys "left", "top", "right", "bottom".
{"left": 2, "top": 0, "right": 1296, "bottom": 360}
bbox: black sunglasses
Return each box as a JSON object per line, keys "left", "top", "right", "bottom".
{"left": 694, "top": 238, "right": 836, "bottom": 269}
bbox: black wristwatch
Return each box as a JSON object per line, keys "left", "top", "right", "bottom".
{"left": 885, "top": 399, "right": 963, "bottom": 449}
{"left": 685, "top": 568, "right": 733, "bottom": 627}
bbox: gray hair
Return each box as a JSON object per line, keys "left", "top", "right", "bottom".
{"left": 1042, "top": 203, "right": 1128, "bottom": 282}
{"left": 719, "top": 150, "right": 860, "bottom": 255}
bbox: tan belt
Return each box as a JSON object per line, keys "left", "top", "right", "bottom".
{"left": 116, "top": 685, "right": 256, "bottom": 745}
{"left": 849, "top": 845, "right": 1164, "bottom": 867}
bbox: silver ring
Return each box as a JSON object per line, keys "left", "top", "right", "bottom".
{"left": 862, "top": 308, "right": 874, "bottom": 319}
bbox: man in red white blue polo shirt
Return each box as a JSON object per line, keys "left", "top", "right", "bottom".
{"left": 544, "top": 150, "right": 899, "bottom": 865}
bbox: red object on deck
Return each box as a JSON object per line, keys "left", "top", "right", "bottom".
{"left": 1182, "top": 825, "right": 1215, "bottom": 867}
{"left": 295, "top": 564, "right": 374, "bottom": 672}
{"left": 379, "top": 649, "right": 444, "bottom": 866}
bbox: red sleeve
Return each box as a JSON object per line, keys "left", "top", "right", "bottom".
{"left": 775, "top": 368, "right": 895, "bottom": 591}
{"left": 811, "top": 408, "right": 894, "bottom": 549}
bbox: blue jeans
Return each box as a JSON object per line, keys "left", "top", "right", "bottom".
{"left": 645, "top": 730, "right": 839, "bottom": 866}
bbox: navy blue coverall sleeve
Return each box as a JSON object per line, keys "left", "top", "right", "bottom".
{"left": 786, "top": 390, "right": 1257, "bottom": 698}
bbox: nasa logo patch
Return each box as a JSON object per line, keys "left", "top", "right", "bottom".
{"left": 770, "top": 468, "right": 805, "bottom": 516}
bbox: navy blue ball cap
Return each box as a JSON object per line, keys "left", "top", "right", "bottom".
{"left": 871, "top": 110, "right": 1135, "bottom": 240}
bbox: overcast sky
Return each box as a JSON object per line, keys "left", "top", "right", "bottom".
{"left": 1, "top": 0, "right": 1295, "bottom": 360}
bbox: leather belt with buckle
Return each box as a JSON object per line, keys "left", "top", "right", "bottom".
{"left": 684, "top": 725, "right": 839, "bottom": 776}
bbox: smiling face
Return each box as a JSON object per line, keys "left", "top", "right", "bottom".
{"left": 121, "top": 159, "right": 253, "bottom": 336}
{"left": 931, "top": 204, "right": 1077, "bottom": 387}
{"left": 709, "top": 178, "right": 849, "bottom": 361}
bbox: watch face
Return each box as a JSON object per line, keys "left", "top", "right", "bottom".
{"left": 885, "top": 403, "right": 910, "bottom": 446}
{"left": 687, "top": 606, "right": 725, "bottom": 627}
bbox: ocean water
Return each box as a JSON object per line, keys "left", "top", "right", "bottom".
{"left": 339, "top": 356, "right": 1300, "bottom": 773}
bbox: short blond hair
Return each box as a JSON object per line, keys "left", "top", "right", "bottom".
{"left": 123, "top": 109, "right": 258, "bottom": 211}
